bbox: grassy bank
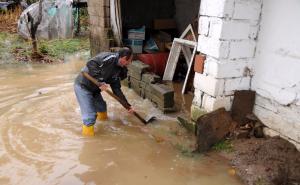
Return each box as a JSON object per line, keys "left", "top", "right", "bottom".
{"left": 0, "top": 32, "right": 90, "bottom": 63}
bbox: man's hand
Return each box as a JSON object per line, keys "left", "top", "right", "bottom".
{"left": 127, "top": 106, "right": 135, "bottom": 114}
{"left": 99, "top": 83, "right": 109, "bottom": 91}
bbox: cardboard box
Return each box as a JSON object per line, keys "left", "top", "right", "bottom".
{"left": 128, "top": 26, "right": 145, "bottom": 40}
{"left": 123, "top": 39, "right": 143, "bottom": 54}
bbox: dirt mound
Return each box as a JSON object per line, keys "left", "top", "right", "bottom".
{"left": 230, "top": 137, "right": 300, "bottom": 185}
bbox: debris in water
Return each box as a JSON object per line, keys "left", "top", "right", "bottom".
{"left": 103, "top": 147, "right": 117, "bottom": 151}
{"left": 228, "top": 168, "right": 236, "bottom": 176}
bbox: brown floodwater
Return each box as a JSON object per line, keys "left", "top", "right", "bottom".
{"left": 0, "top": 55, "right": 242, "bottom": 185}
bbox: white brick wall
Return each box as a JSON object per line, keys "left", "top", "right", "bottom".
{"left": 199, "top": 0, "right": 234, "bottom": 18}
{"left": 194, "top": 72, "right": 225, "bottom": 97}
{"left": 198, "top": 16, "right": 210, "bottom": 36}
{"left": 194, "top": 0, "right": 262, "bottom": 114}
{"left": 202, "top": 94, "right": 232, "bottom": 111}
{"left": 209, "top": 18, "right": 250, "bottom": 40}
{"left": 192, "top": 88, "right": 204, "bottom": 106}
{"left": 198, "top": 35, "right": 229, "bottom": 58}
{"left": 204, "top": 57, "right": 254, "bottom": 78}
{"left": 233, "top": 0, "right": 262, "bottom": 21}
{"left": 224, "top": 77, "right": 251, "bottom": 95}
{"left": 229, "top": 40, "right": 256, "bottom": 59}
{"left": 254, "top": 95, "right": 300, "bottom": 146}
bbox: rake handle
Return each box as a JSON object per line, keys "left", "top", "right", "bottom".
{"left": 105, "top": 90, "right": 147, "bottom": 124}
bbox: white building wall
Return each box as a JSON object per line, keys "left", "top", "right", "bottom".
{"left": 194, "top": 0, "right": 300, "bottom": 148}
{"left": 252, "top": 0, "right": 300, "bottom": 145}
{"left": 194, "top": 0, "right": 262, "bottom": 112}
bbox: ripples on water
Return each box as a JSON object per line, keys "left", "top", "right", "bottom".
{"left": 0, "top": 55, "right": 241, "bottom": 185}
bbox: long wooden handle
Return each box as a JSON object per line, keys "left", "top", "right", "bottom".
{"left": 81, "top": 72, "right": 148, "bottom": 124}
{"left": 105, "top": 90, "right": 147, "bottom": 124}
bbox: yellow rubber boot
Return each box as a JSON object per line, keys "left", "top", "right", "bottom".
{"left": 82, "top": 125, "right": 95, "bottom": 136}
{"left": 97, "top": 112, "right": 108, "bottom": 121}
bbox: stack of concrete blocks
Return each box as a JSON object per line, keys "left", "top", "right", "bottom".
{"left": 125, "top": 60, "right": 175, "bottom": 113}
{"left": 192, "top": 0, "right": 263, "bottom": 121}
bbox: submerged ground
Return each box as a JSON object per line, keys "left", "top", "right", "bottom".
{"left": 0, "top": 44, "right": 242, "bottom": 184}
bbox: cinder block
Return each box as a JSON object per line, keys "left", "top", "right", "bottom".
{"left": 192, "top": 88, "right": 204, "bottom": 107}
{"left": 224, "top": 77, "right": 251, "bottom": 95}
{"left": 197, "top": 35, "right": 229, "bottom": 59}
{"left": 202, "top": 94, "right": 232, "bottom": 111}
{"left": 142, "top": 73, "right": 161, "bottom": 84}
{"left": 229, "top": 40, "right": 256, "bottom": 59}
{"left": 130, "top": 77, "right": 141, "bottom": 95}
{"left": 151, "top": 94, "right": 174, "bottom": 108}
{"left": 233, "top": 0, "right": 262, "bottom": 21}
{"left": 198, "top": 16, "right": 210, "bottom": 36}
{"left": 128, "top": 70, "right": 143, "bottom": 80}
{"left": 194, "top": 72, "right": 225, "bottom": 97}
{"left": 128, "top": 60, "right": 149, "bottom": 73}
{"left": 151, "top": 84, "right": 174, "bottom": 99}
{"left": 249, "top": 21, "right": 259, "bottom": 39}
{"left": 121, "top": 77, "right": 130, "bottom": 87}
{"left": 209, "top": 18, "right": 250, "bottom": 40}
{"left": 204, "top": 57, "right": 254, "bottom": 78}
{"left": 200, "top": 0, "right": 234, "bottom": 18}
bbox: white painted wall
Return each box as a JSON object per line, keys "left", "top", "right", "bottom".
{"left": 252, "top": 0, "right": 300, "bottom": 144}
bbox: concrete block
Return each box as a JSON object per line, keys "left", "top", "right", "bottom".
{"left": 198, "top": 16, "right": 210, "bottom": 36}
{"left": 151, "top": 94, "right": 174, "bottom": 108}
{"left": 194, "top": 72, "right": 225, "bottom": 97}
{"left": 229, "top": 40, "right": 256, "bottom": 59}
{"left": 249, "top": 24, "right": 259, "bottom": 39}
{"left": 198, "top": 35, "right": 229, "bottom": 59}
{"left": 202, "top": 94, "right": 232, "bottom": 111}
{"left": 130, "top": 77, "right": 141, "bottom": 94}
{"left": 128, "top": 70, "right": 143, "bottom": 80}
{"left": 200, "top": 0, "right": 234, "bottom": 18}
{"left": 128, "top": 60, "right": 149, "bottom": 74}
{"left": 128, "top": 60, "right": 150, "bottom": 80}
{"left": 254, "top": 82, "right": 298, "bottom": 106}
{"left": 204, "top": 57, "right": 254, "bottom": 78}
{"left": 224, "top": 77, "right": 251, "bottom": 95}
{"left": 233, "top": 0, "right": 262, "bottom": 21}
{"left": 209, "top": 18, "right": 250, "bottom": 40}
{"left": 254, "top": 104, "right": 300, "bottom": 146}
{"left": 142, "top": 73, "right": 161, "bottom": 84}
{"left": 121, "top": 77, "right": 130, "bottom": 87}
{"left": 192, "top": 88, "right": 204, "bottom": 107}
{"left": 254, "top": 95, "right": 278, "bottom": 113}
{"left": 151, "top": 83, "right": 174, "bottom": 102}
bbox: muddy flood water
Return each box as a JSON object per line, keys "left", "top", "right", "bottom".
{"left": 0, "top": 55, "right": 242, "bottom": 185}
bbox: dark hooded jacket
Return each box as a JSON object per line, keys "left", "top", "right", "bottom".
{"left": 75, "top": 52, "right": 130, "bottom": 106}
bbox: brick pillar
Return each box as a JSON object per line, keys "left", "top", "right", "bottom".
{"left": 87, "top": 0, "right": 112, "bottom": 56}
{"left": 192, "top": 0, "right": 262, "bottom": 119}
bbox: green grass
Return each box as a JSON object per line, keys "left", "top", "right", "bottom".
{"left": 212, "top": 140, "right": 234, "bottom": 153}
{"left": 39, "top": 37, "right": 90, "bottom": 59}
{"left": 0, "top": 32, "right": 90, "bottom": 62}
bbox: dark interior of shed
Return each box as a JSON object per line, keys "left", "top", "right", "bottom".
{"left": 119, "top": 0, "right": 200, "bottom": 113}
{"left": 120, "top": 0, "right": 199, "bottom": 82}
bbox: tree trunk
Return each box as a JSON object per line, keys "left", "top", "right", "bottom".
{"left": 27, "top": 0, "right": 43, "bottom": 57}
